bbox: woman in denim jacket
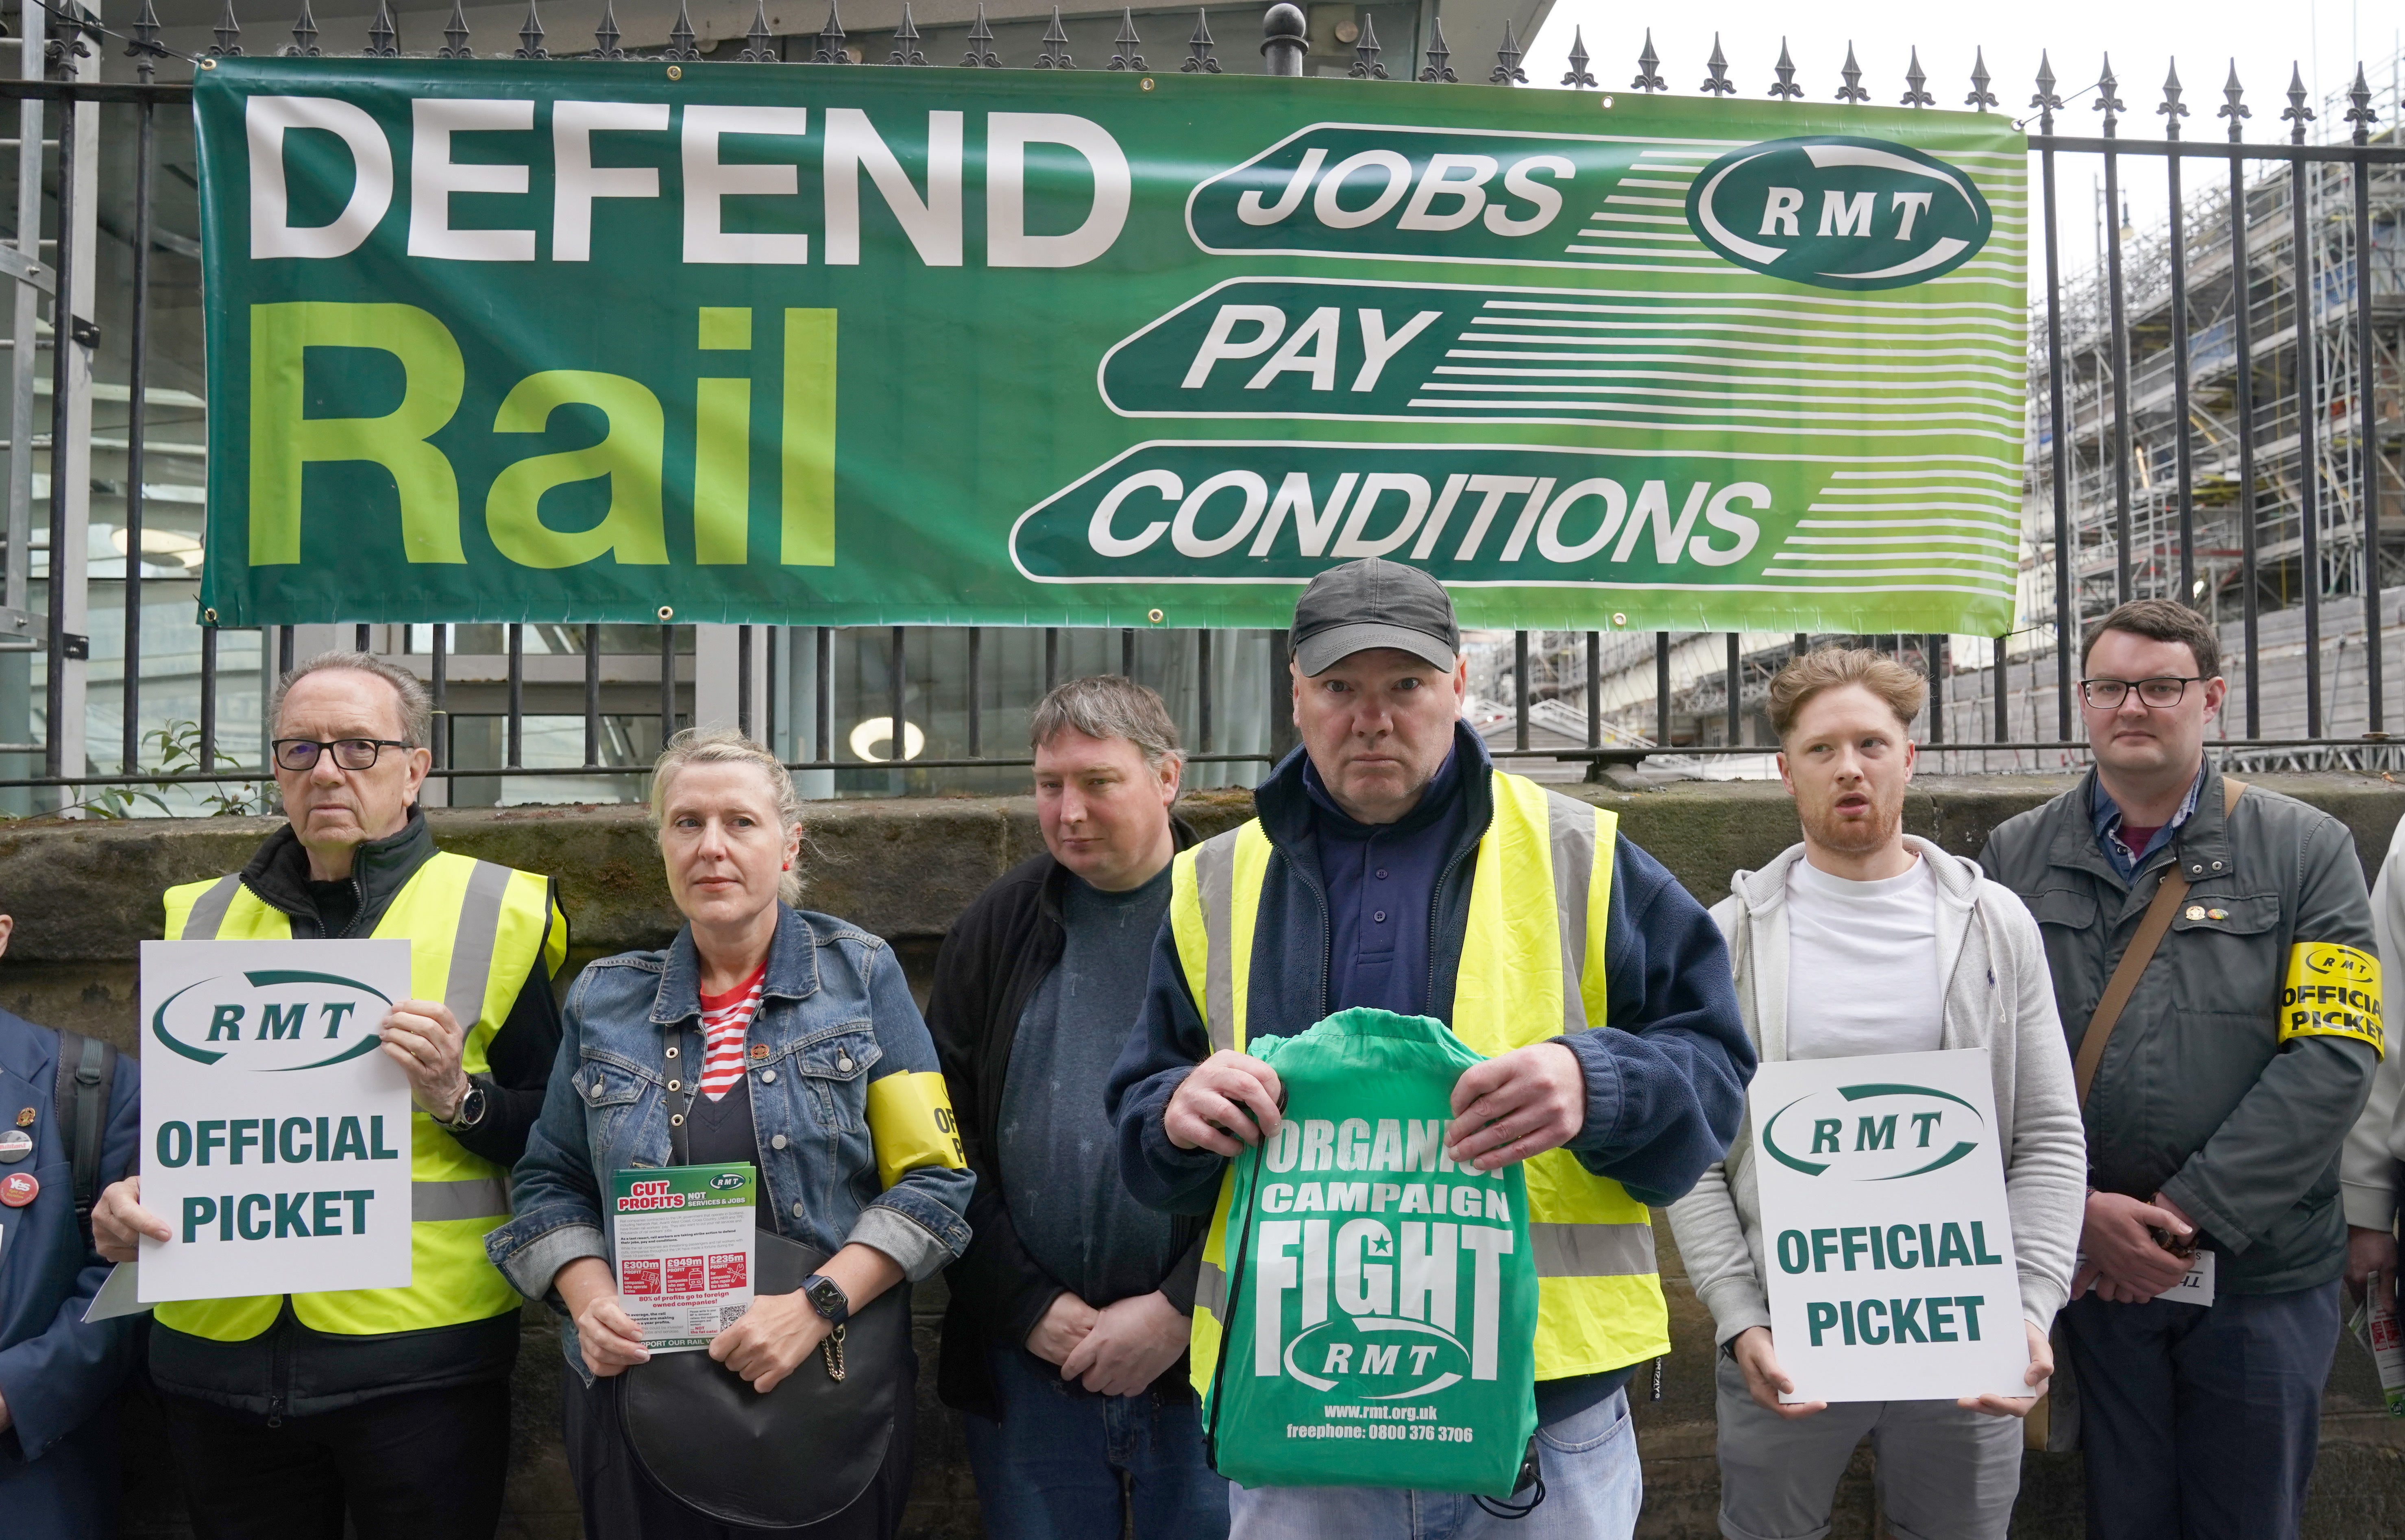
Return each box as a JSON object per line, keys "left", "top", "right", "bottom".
{"left": 487, "top": 730, "right": 974, "bottom": 1540}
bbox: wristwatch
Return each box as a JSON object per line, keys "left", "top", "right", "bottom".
{"left": 801, "top": 1273, "right": 851, "bottom": 1326}
{"left": 440, "top": 1078, "right": 489, "bottom": 1134}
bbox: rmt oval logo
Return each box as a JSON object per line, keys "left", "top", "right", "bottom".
{"left": 150, "top": 969, "right": 393, "bottom": 1072}
{"left": 1759, "top": 1082, "right": 1989, "bottom": 1181}
{"left": 1685, "top": 136, "right": 1992, "bottom": 291}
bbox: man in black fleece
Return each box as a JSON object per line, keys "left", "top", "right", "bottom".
{"left": 930, "top": 676, "right": 1227, "bottom": 1540}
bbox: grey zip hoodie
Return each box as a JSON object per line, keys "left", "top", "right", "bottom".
{"left": 1667, "top": 837, "right": 2086, "bottom": 1347}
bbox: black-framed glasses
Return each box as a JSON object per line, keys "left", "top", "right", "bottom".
{"left": 272, "top": 738, "right": 412, "bottom": 773}
{"left": 2079, "top": 677, "right": 2205, "bottom": 710}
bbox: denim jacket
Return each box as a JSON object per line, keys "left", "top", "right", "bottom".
{"left": 487, "top": 904, "right": 975, "bottom": 1374}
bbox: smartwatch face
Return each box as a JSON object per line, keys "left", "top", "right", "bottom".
{"left": 810, "top": 1278, "right": 845, "bottom": 1318}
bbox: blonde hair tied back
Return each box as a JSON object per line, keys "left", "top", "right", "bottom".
{"left": 649, "top": 728, "right": 806, "bottom": 907}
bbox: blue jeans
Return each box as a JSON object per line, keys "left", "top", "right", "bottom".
{"left": 961, "top": 1345, "right": 1230, "bottom": 1540}
{"left": 1226, "top": 1389, "right": 1640, "bottom": 1540}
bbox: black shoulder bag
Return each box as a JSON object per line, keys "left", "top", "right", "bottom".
{"left": 52, "top": 1029, "right": 118, "bottom": 1248}
{"left": 614, "top": 1028, "right": 908, "bottom": 1529}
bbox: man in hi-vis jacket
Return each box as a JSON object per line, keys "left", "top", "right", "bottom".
{"left": 1108, "top": 558, "right": 1753, "bottom": 1539}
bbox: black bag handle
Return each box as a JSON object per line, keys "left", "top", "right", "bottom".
{"left": 52, "top": 1030, "right": 116, "bottom": 1249}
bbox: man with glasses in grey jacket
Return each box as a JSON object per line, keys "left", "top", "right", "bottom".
{"left": 1670, "top": 649, "right": 2084, "bottom": 1540}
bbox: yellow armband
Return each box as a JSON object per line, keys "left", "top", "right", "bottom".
{"left": 2279, "top": 943, "right": 2385, "bottom": 1057}
{"left": 864, "top": 1070, "right": 968, "bottom": 1189}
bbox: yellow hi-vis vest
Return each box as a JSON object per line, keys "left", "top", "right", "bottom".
{"left": 1175, "top": 770, "right": 1669, "bottom": 1394}
{"left": 154, "top": 852, "right": 567, "bottom": 1342}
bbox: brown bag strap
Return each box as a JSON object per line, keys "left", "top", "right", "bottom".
{"left": 2074, "top": 775, "right": 2247, "bottom": 1105}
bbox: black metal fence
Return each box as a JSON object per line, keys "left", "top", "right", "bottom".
{"left": 0, "top": 2, "right": 2398, "bottom": 811}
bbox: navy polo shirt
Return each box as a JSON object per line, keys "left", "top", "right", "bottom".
{"left": 1301, "top": 746, "right": 1469, "bottom": 1018}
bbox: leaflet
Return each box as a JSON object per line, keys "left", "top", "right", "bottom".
{"left": 610, "top": 1164, "right": 757, "bottom": 1353}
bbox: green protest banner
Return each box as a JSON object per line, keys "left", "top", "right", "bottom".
{"left": 195, "top": 59, "right": 2026, "bottom": 634}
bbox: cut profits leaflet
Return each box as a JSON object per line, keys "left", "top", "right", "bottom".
{"left": 611, "top": 1164, "right": 757, "bottom": 1352}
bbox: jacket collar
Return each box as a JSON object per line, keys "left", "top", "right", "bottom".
{"left": 1253, "top": 719, "right": 1495, "bottom": 863}
{"left": 238, "top": 806, "right": 438, "bottom": 935}
{"left": 1037, "top": 811, "right": 1204, "bottom": 923}
{"left": 2048, "top": 758, "right": 2232, "bottom": 890}
{"left": 649, "top": 902, "right": 821, "bottom": 1028}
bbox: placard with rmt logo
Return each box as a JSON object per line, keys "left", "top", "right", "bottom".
{"left": 1749, "top": 1048, "right": 2029, "bottom": 1404}
{"left": 137, "top": 940, "right": 414, "bottom": 1303}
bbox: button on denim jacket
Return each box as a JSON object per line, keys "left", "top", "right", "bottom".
{"left": 487, "top": 903, "right": 975, "bottom": 1378}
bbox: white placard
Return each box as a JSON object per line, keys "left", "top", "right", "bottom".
{"left": 137, "top": 939, "right": 414, "bottom": 1303}
{"left": 1750, "top": 1048, "right": 2030, "bottom": 1404}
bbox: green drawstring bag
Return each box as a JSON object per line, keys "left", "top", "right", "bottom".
{"left": 1201, "top": 1009, "right": 1540, "bottom": 1498}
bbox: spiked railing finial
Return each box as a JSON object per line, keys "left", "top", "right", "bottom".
{"left": 590, "top": 0, "right": 624, "bottom": 57}
{"left": 1346, "top": 13, "right": 1385, "bottom": 78}
{"left": 2158, "top": 61, "right": 2187, "bottom": 138}
{"left": 436, "top": 0, "right": 470, "bottom": 56}
{"left": 665, "top": 0, "right": 699, "bottom": 59}
{"left": 1768, "top": 38, "right": 1802, "bottom": 100}
{"left": 1418, "top": 16, "right": 1453, "bottom": 82}
{"left": 1561, "top": 27, "right": 1594, "bottom": 88}
{"left": 515, "top": 0, "right": 548, "bottom": 57}
{"left": 2094, "top": 55, "right": 2124, "bottom": 134}
{"left": 1835, "top": 42, "right": 1869, "bottom": 102}
{"left": 207, "top": 0, "right": 243, "bottom": 55}
{"left": 738, "top": 0, "right": 776, "bottom": 61}
{"left": 814, "top": 1, "right": 851, "bottom": 63}
{"left": 364, "top": 0, "right": 399, "bottom": 57}
{"left": 964, "top": 3, "right": 999, "bottom": 66}
{"left": 1700, "top": 34, "right": 1734, "bottom": 95}
{"left": 2218, "top": 61, "right": 2249, "bottom": 142}
{"left": 1630, "top": 29, "right": 1663, "bottom": 92}
{"left": 1965, "top": 47, "right": 1996, "bottom": 109}
{"left": 1183, "top": 9, "right": 1219, "bottom": 72}
{"left": 889, "top": 4, "right": 926, "bottom": 64}
{"left": 1490, "top": 18, "right": 1525, "bottom": 85}
{"left": 1037, "top": 6, "right": 1072, "bottom": 68}
{"left": 126, "top": 0, "right": 166, "bottom": 76}
{"left": 1901, "top": 47, "right": 1933, "bottom": 107}
{"left": 1108, "top": 8, "right": 1143, "bottom": 70}
{"left": 2030, "top": 52, "right": 2063, "bottom": 131}
{"left": 2282, "top": 62, "right": 2313, "bottom": 144}
{"left": 2344, "top": 63, "right": 2377, "bottom": 145}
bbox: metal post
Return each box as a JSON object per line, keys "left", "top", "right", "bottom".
{"left": 121, "top": 94, "right": 155, "bottom": 773}
{"left": 2232, "top": 148, "right": 2260, "bottom": 734}
{"left": 1044, "top": 626, "right": 1059, "bottom": 692}
{"left": 966, "top": 625, "right": 982, "bottom": 757}
{"left": 2041, "top": 127, "right": 2075, "bottom": 740}
{"left": 815, "top": 626, "right": 833, "bottom": 762}
{"left": 1927, "top": 635, "right": 1946, "bottom": 743}
{"left": 198, "top": 626, "right": 218, "bottom": 771}
{"left": 659, "top": 623, "right": 675, "bottom": 745}
{"left": 738, "top": 623, "right": 754, "bottom": 738}
{"left": 1514, "top": 630, "right": 1529, "bottom": 751}
{"left": 1197, "top": 628, "right": 1214, "bottom": 752}
{"left": 431, "top": 623, "right": 448, "bottom": 770}
{"left": 2291, "top": 151, "right": 2322, "bottom": 736}
{"left": 1725, "top": 633, "right": 1741, "bottom": 745}
{"left": 1121, "top": 626, "right": 1135, "bottom": 680}
{"left": 1268, "top": 630, "right": 1296, "bottom": 762}
{"left": 1261, "top": 3, "right": 1305, "bottom": 75}
{"left": 1654, "top": 632, "right": 1670, "bottom": 746}
{"left": 278, "top": 625, "right": 293, "bottom": 675}
{"left": 1585, "top": 631, "right": 1599, "bottom": 749}
{"left": 41, "top": 84, "right": 74, "bottom": 780}
{"left": 506, "top": 623, "right": 524, "bottom": 768}
{"left": 889, "top": 625, "right": 905, "bottom": 764}
{"left": 2103, "top": 126, "right": 2133, "bottom": 604}
{"left": 583, "top": 624, "right": 601, "bottom": 767}
{"left": 2356, "top": 133, "right": 2385, "bottom": 735}
{"left": 1994, "top": 635, "right": 2011, "bottom": 743}
{"left": 2165, "top": 109, "right": 2197, "bottom": 602}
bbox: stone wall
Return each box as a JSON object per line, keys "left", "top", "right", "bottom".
{"left": 5, "top": 773, "right": 2404, "bottom": 1537}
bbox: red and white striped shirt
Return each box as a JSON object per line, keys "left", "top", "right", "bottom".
{"left": 696, "top": 963, "right": 767, "bottom": 1101}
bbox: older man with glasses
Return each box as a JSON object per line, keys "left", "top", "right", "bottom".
{"left": 89, "top": 651, "right": 568, "bottom": 1540}
{"left": 1980, "top": 600, "right": 2379, "bottom": 1540}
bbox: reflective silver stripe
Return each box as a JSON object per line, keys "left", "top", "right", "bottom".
{"left": 1196, "top": 1259, "right": 1227, "bottom": 1318}
{"left": 443, "top": 861, "right": 516, "bottom": 1030}
{"left": 412, "top": 1176, "right": 512, "bottom": 1223}
{"left": 1545, "top": 793, "right": 1597, "bottom": 1034}
{"left": 1528, "top": 1220, "right": 1657, "bottom": 1279}
{"left": 181, "top": 875, "right": 243, "bottom": 940}
{"left": 1195, "top": 836, "right": 1238, "bottom": 1056}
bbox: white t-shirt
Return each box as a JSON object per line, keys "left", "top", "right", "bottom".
{"left": 1784, "top": 854, "right": 1944, "bottom": 1060}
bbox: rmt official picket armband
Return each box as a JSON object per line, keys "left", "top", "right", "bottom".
{"left": 862, "top": 1070, "right": 967, "bottom": 1190}
{"left": 2279, "top": 942, "right": 2385, "bottom": 1057}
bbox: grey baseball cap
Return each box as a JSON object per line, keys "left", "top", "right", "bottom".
{"left": 1290, "top": 558, "right": 1460, "bottom": 677}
